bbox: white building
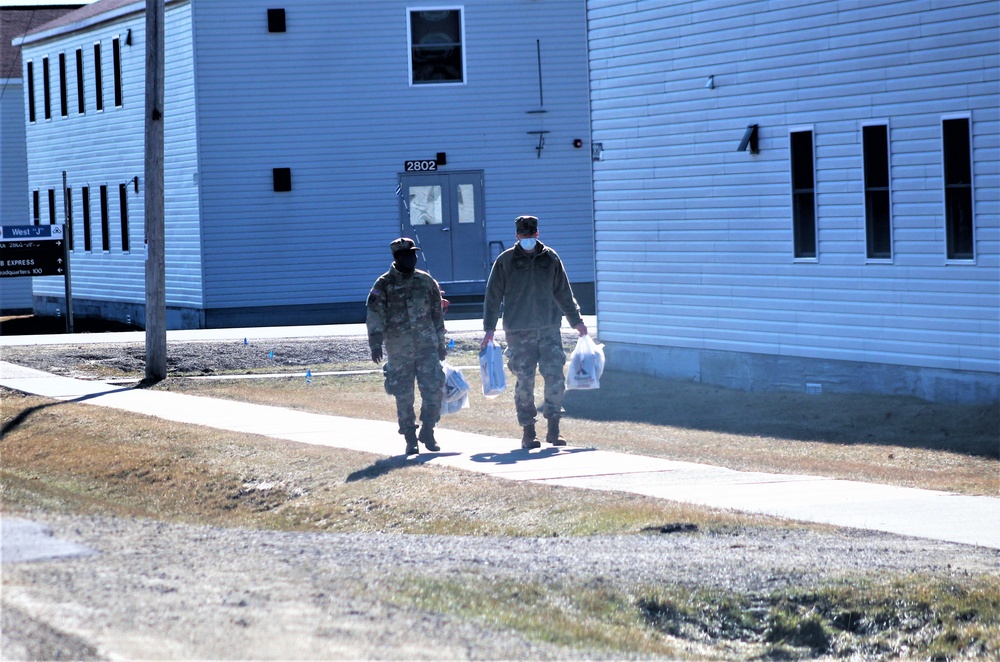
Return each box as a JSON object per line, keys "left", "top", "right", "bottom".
{"left": 1, "top": 5, "right": 81, "bottom": 313}
{"left": 18, "top": 0, "right": 594, "bottom": 328}
{"left": 588, "top": 0, "right": 998, "bottom": 404}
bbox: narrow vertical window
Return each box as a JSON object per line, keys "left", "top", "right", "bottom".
{"left": 48, "top": 189, "right": 56, "bottom": 224}
{"left": 42, "top": 56, "right": 51, "bottom": 120}
{"left": 58, "top": 53, "right": 68, "bottom": 117}
{"left": 790, "top": 130, "right": 816, "bottom": 259}
{"left": 75, "top": 48, "right": 85, "bottom": 113}
{"left": 408, "top": 9, "right": 464, "bottom": 85}
{"left": 100, "top": 184, "right": 110, "bottom": 251}
{"left": 82, "top": 186, "right": 93, "bottom": 251}
{"left": 119, "top": 183, "right": 130, "bottom": 252}
{"left": 93, "top": 43, "right": 104, "bottom": 111}
{"left": 112, "top": 37, "right": 123, "bottom": 107}
{"left": 32, "top": 190, "right": 40, "bottom": 224}
{"left": 26, "top": 61, "right": 36, "bottom": 122}
{"left": 863, "top": 124, "right": 891, "bottom": 259}
{"left": 942, "top": 117, "right": 974, "bottom": 260}
{"left": 66, "top": 187, "right": 74, "bottom": 251}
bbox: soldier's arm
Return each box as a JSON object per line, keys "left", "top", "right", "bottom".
{"left": 483, "top": 254, "right": 507, "bottom": 332}
{"left": 551, "top": 254, "right": 584, "bottom": 329}
{"left": 366, "top": 278, "right": 388, "bottom": 351}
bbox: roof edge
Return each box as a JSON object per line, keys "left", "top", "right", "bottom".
{"left": 13, "top": 0, "right": 186, "bottom": 48}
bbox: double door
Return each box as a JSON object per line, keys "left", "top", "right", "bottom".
{"left": 398, "top": 171, "right": 486, "bottom": 288}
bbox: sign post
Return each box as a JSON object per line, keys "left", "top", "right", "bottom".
{"left": 63, "top": 170, "right": 73, "bottom": 333}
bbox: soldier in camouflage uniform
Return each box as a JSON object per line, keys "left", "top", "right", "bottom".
{"left": 367, "top": 237, "right": 448, "bottom": 455}
{"left": 481, "top": 216, "right": 588, "bottom": 449}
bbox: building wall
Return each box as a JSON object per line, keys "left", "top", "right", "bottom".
{"left": 190, "top": 0, "right": 593, "bottom": 323}
{"left": 23, "top": 0, "right": 205, "bottom": 328}
{"left": 1, "top": 7, "right": 82, "bottom": 312}
{"left": 588, "top": 0, "right": 999, "bottom": 403}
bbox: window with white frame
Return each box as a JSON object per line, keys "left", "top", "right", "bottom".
{"left": 790, "top": 129, "right": 817, "bottom": 259}
{"left": 408, "top": 8, "right": 464, "bottom": 85}
{"left": 942, "top": 116, "right": 974, "bottom": 260}
{"left": 862, "top": 123, "right": 891, "bottom": 260}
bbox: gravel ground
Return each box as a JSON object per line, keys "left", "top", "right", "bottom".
{"left": 4, "top": 512, "right": 999, "bottom": 660}
{"left": 3, "top": 331, "right": 999, "bottom": 659}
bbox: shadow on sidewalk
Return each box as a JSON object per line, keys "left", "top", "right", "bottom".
{"left": 470, "top": 447, "right": 596, "bottom": 466}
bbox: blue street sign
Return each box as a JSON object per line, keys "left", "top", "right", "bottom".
{"left": 0, "top": 224, "right": 64, "bottom": 240}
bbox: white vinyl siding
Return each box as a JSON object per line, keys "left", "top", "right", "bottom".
{"left": 25, "top": 1, "right": 204, "bottom": 310}
{"left": 588, "top": 0, "right": 999, "bottom": 383}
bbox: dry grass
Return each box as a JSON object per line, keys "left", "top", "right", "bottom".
{"left": 1, "top": 390, "right": 778, "bottom": 535}
{"left": 155, "top": 354, "right": 1000, "bottom": 496}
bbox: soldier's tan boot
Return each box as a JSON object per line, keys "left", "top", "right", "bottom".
{"left": 546, "top": 417, "right": 567, "bottom": 446}
{"left": 404, "top": 428, "right": 419, "bottom": 455}
{"left": 418, "top": 424, "right": 440, "bottom": 452}
{"left": 521, "top": 423, "right": 540, "bottom": 449}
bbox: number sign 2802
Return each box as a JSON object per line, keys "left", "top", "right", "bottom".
{"left": 404, "top": 160, "right": 438, "bottom": 171}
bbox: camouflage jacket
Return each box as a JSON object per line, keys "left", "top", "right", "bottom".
{"left": 367, "top": 265, "right": 447, "bottom": 356}
{"left": 483, "top": 240, "right": 583, "bottom": 333}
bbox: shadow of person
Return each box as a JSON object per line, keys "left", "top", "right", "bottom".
{"left": 345, "top": 452, "right": 460, "bottom": 482}
{"left": 469, "top": 446, "right": 596, "bottom": 466}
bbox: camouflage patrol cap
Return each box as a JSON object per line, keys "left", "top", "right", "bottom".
{"left": 515, "top": 215, "right": 538, "bottom": 234}
{"left": 389, "top": 237, "right": 420, "bottom": 254}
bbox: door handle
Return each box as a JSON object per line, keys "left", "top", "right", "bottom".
{"left": 441, "top": 226, "right": 450, "bottom": 232}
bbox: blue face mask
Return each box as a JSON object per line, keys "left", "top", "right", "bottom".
{"left": 519, "top": 238, "right": 537, "bottom": 251}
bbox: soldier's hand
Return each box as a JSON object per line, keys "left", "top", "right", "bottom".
{"left": 480, "top": 330, "right": 495, "bottom": 350}
{"left": 438, "top": 347, "right": 448, "bottom": 361}
{"left": 574, "top": 322, "right": 588, "bottom": 337}
{"left": 371, "top": 346, "right": 383, "bottom": 364}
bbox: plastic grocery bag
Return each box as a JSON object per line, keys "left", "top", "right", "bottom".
{"left": 565, "top": 335, "right": 605, "bottom": 390}
{"left": 479, "top": 340, "right": 507, "bottom": 397}
{"left": 441, "top": 361, "right": 470, "bottom": 415}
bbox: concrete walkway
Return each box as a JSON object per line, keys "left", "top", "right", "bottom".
{"left": 1, "top": 321, "right": 998, "bottom": 550}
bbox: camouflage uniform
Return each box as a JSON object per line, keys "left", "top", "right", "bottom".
{"left": 483, "top": 231, "right": 583, "bottom": 428}
{"left": 367, "top": 263, "right": 447, "bottom": 435}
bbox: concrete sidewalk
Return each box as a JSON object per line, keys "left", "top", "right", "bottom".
{"left": 2, "top": 356, "right": 998, "bottom": 550}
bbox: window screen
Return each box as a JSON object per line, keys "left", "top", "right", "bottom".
{"left": 100, "top": 184, "right": 110, "bottom": 251}
{"left": 863, "top": 124, "right": 891, "bottom": 259}
{"left": 409, "top": 9, "right": 463, "bottom": 84}
{"left": 82, "top": 187, "right": 92, "bottom": 251}
{"left": 94, "top": 43, "right": 103, "bottom": 111}
{"left": 790, "top": 130, "right": 816, "bottom": 259}
{"left": 942, "top": 118, "right": 974, "bottom": 260}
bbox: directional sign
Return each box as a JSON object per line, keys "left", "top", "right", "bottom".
{"left": 0, "top": 225, "right": 67, "bottom": 278}
{"left": 1, "top": 224, "right": 64, "bottom": 240}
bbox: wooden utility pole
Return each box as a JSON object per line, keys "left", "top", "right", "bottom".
{"left": 144, "top": 0, "right": 166, "bottom": 380}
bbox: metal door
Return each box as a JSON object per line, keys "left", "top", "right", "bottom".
{"left": 398, "top": 171, "right": 486, "bottom": 289}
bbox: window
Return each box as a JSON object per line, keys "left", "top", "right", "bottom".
{"left": 32, "top": 190, "right": 40, "bottom": 224}
{"left": 790, "top": 129, "right": 816, "bottom": 259}
{"left": 409, "top": 185, "right": 443, "bottom": 225}
{"left": 457, "top": 184, "right": 475, "bottom": 223}
{"left": 863, "top": 124, "right": 891, "bottom": 259}
{"left": 942, "top": 117, "right": 974, "bottom": 260}
{"left": 82, "top": 186, "right": 92, "bottom": 251}
{"left": 42, "top": 56, "right": 51, "bottom": 120}
{"left": 48, "top": 188, "right": 56, "bottom": 224}
{"left": 94, "top": 43, "right": 103, "bottom": 111}
{"left": 26, "top": 61, "right": 36, "bottom": 122}
{"left": 66, "top": 188, "right": 74, "bottom": 250}
{"left": 408, "top": 9, "right": 464, "bottom": 85}
{"left": 99, "top": 184, "right": 110, "bottom": 251}
{"left": 112, "top": 37, "right": 123, "bottom": 107}
{"left": 119, "top": 183, "right": 130, "bottom": 252}
{"left": 76, "top": 49, "right": 85, "bottom": 113}
{"left": 59, "top": 53, "right": 68, "bottom": 117}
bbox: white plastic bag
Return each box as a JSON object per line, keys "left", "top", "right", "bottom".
{"left": 565, "top": 335, "right": 605, "bottom": 390}
{"left": 479, "top": 340, "right": 507, "bottom": 397}
{"left": 441, "top": 361, "right": 470, "bottom": 415}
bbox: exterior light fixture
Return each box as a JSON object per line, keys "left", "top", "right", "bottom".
{"left": 705, "top": 75, "right": 714, "bottom": 89}
{"left": 737, "top": 124, "right": 759, "bottom": 155}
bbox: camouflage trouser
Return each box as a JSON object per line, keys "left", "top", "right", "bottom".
{"left": 383, "top": 348, "right": 445, "bottom": 434}
{"left": 505, "top": 327, "right": 566, "bottom": 427}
